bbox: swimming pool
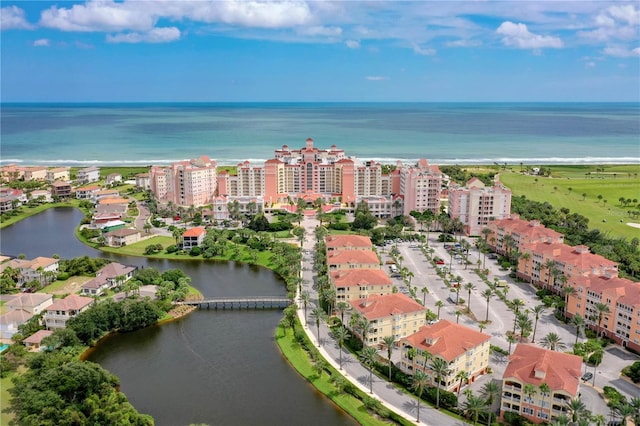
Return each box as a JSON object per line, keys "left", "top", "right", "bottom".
{"left": 0, "top": 343, "right": 9, "bottom": 353}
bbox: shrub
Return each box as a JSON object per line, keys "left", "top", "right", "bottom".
{"left": 56, "top": 272, "right": 70, "bottom": 281}
{"left": 621, "top": 361, "right": 640, "bottom": 383}
{"left": 423, "top": 386, "right": 457, "bottom": 409}
{"left": 189, "top": 247, "right": 202, "bottom": 256}
{"left": 165, "top": 245, "right": 179, "bottom": 254}
{"left": 503, "top": 411, "right": 533, "bottom": 426}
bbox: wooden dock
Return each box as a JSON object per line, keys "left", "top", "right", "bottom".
{"left": 177, "top": 297, "right": 292, "bottom": 310}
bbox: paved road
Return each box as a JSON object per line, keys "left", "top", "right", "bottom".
{"left": 297, "top": 217, "right": 469, "bottom": 426}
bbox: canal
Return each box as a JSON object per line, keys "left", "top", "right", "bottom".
{"left": 1, "top": 208, "right": 356, "bottom": 426}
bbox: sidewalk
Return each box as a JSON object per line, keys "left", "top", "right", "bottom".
{"left": 296, "top": 216, "right": 468, "bottom": 426}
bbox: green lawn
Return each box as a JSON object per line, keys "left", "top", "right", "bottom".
{"left": 1, "top": 373, "right": 15, "bottom": 425}
{"left": 0, "top": 201, "right": 82, "bottom": 229}
{"left": 275, "top": 324, "right": 411, "bottom": 426}
{"left": 499, "top": 167, "right": 640, "bottom": 239}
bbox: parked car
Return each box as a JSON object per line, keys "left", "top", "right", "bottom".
{"left": 488, "top": 253, "right": 498, "bottom": 259}
{"left": 581, "top": 372, "right": 593, "bottom": 382}
{"left": 435, "top": 259, "right": 445, "bottom": 265}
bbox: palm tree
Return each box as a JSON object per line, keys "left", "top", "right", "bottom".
{"left": 481, "top": 380, "right": 501, "bottom": 415}
{"left": 520, "top": 251, "right": 532, "bottom": 282}
{"left": 360, "top": 346, "right": 378, "bottom": 394}
{"left": 507, "top": 334, "right": 517, "bottom": 354}
{"left": 358, "top": 316, "right": 371, "bottom": 345}
{"left": 421, "top": 287, "right": 429, "bottom": 305}
{"left": 615, "top": 403, "right": 635, "bottom": 426}
{"left": 465, "top": 282, "right": 476, "bottom": 312}
{"left": 523, "top": 383, "right": 537, "bottom": 405}
{"left": 455, "top": 370, "right": 470, "bottom": 399}
{"left": 382, "top": 335, "right": 396, "bottom": 380}
{"left": 511, "top": 299, "right": 525, "bottom": 336}
{"left": 333, "top": 326, "right": 350, "bottom": 370}
{"left": 595, "top": 302, "right": 610, "bottom": 339}
{"left": 309, "top": 307, "right": 325, "bottom": 346}
{"left": 531, "top": 305, "right": 546, "bottom": 343}
{"left": 540, "top": 332, "right": 566, "bottom": 351}
{"left": 435, "top": 300, "right": 445, "bottom": 319}
{"left": 572, "top": 313, "right": 585, "bottom": 345}
{"left": 412, "top": 370, "right": 430, "bottom": 422}
{"left": 312, "top": 358, "right": 328, "bottom": 378}
{"left": 517, "top": 312, "right": 533, "bottom": 342}
{"left": 481, "top": 289, "right": 493, "bottom": 323}
{"left": 406, "top": 347, "right": 418, "bottom": 373}
{"left": 455, "top": 309, "right": 463, "bottom": 324}
{"left": 565, "top": 398, "right": 587, "bottom": 423}
{"left": 462, "top": 393, "right": 489, "bottom": 425}
{"left": 429, "top": 357, "right": 451, "bottom": 410}
{"left": 630, "top": 396, "right": 640, "bottom": 426}
{"left": 300, "top": 291, "right": 310, "bottom": 325}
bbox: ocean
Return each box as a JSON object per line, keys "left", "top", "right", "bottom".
{"left": 1, "top": 102, "right": 639, "bottom": 166}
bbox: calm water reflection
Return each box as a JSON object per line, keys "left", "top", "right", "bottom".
{"left": 1, "top": 208, "right": 356, "bottom": 426}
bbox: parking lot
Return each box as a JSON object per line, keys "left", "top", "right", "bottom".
{"left": 382, "top": 236, "right": 639, "bottom": 416}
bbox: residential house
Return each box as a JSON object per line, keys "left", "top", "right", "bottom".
{"left": 76, "top": 185, "right": 101, "bottom": 200}
{"left": 0, "top": 197, "right": 14, "bottom": 213}
{"left": 104, "top": 228, "right": 141, "bottom": 247}
{"left": 24, "top": 329, "right": 54, "bottom": 351}
{"left": 0, "top": 164, "right": 24, "bottom": 182}
{"left": 182, "top": 227, "right": 207, "bottom": 250}
{"left": 135, "top": 173, "right": 151, "bottom": 190}
{"left": 501, "top": 344, "right": 582, "bottom": 424}
{"left": 92, "top": 212, "right": 123, "bottom": 227}
{"left": 400, "top": 320, "right": 491, "bottom": 392}
{"left": 81, "top": 262, "right": 137, "bottom": 296}
{"left": 331, "top": 269, "right": 393, "bottom": 301}
{"left": 105, "top": 173, "right": 122, "bottom": 186}
{"left": 327, "top": 250, "right": 380, "bottom": 271}
{"left": 46, "top": 167, "right": 70, "bottom": 183}
{"left": 23, "top": 166, "right": 47, "bottom": 181}
{"left": 94, "top": 189, "right": 120, "bottom": 202}
{"left": 5, "top": 293, "right": 53, "bottom": 315}
{"left": 29, "top": 189, "right": 52, "bottom": 203}
{"left": 77, "top": 167, "right": 100, "bottom": 184}
{"left": 45, "top": 294, "right": 94, "bottom": 329}
{"left": 0, "top": 256, "right": 59, "bottom": 287}
{"left": 0, "top": 309, "right": 34, "bottom": 339}
{"left": 51, "top": 181, "right": 72, "bottom": 199}
{"left": 348, "top": 293, "right": 426, "bottom": 345}
{"left": 325, "top": 235, "right": 373, "bottom": 252}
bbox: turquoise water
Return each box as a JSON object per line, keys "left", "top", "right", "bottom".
{"left": 1, "top": 102, "right": 639, "bottom": 165}
{"left": 0, "top": 344, "right": 9, "bottom": 353}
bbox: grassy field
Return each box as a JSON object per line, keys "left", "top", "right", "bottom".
{"left": 498, "top": 165, "right": 640, "bottom": 239}
{"left": 1, "top": 374, "right": 15, "bottom": 425}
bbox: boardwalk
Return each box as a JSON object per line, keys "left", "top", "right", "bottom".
{"left": 177, "top": 296, "right": 291, "bottom": 310}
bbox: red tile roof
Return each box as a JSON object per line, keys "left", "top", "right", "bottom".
{"left": 325, "top": 234, "right": 373, "bottom": 250}
{"left": 24, "top": 329, "right": 53, "bottom": 345}
{"left": 46, "top": 294, "right": 93, "bottom": 312}
{"left": 183, "top": 227, "right": 206, "bottom": 237}
{"left": 503, "top": 344, "right": 582, "bottom": 395}
{"left": 525, "top": 242, "right": 618, "bottom": 271}
{"left": 327, "top": 250, "right": 379, "bottom": 265}
{"left": 402, "top": 320, "right": 491, "bottom": 362}
{"left": 349, "top": 293, "right": 425, "bottom": 320}
{"left": 331, "top": 269, "right": 392, "bottom": 287}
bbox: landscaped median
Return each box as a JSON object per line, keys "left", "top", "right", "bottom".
{"left": 275, "top": 321, "right": 414, "bottom": 426}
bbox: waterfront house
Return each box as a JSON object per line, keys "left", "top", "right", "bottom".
{"left": 77, "top": 166, "right": 100, "bottom": 184}
{"left": 348, "top": 293, "right": 426, "bottom": 345}
{"left": 0, "top": 256, "right": 59, "bottom": 288}
{"left": 51, "top": 181, "right": 72, "bottom": 199}
{"left": 45, "top": 294, "right": 94, "bottom": 329}
{"left": 29, "top": 189, "right": 52, "bottom": 203}
{"left": 400, "top": 320, "right": 491, "bottom": 392}
{"left": 182, "top": 227, "right": 207, "bottom": 250}
{"left": 0, "top": 197, "right": 14, "bottom": 213}
{"left": 23, "top": 166, "right": 47, "bottom": 181}
{"left": 501, "top": 344, "right": 582, "bottom": 424}
{"left": 331, "top": 268, "right": 393, "bottom": 302}
{"left": 46, "top": 167, "right": 70, "bottom": 183}
{"left": 6, "top": 293, "right": 53, "bottom": 315}
{"left": 75, "top": 185, "right": 101, "bottom": 200}
{"left": 104, "top": 228, "right": 141, "bottom": 247}
{"left": 81, "top": 262, "right": 137, "bottom": 295}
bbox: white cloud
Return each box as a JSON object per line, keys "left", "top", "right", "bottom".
{"left": 366, "top": 76, "right": 388, "bottom": 81}
{"left": 297, "top": 25, "right": 341, "bottom": 37}
{"left": 1, "top": 5, "right": 34, "bottom": 30}
{"left": 345, "top": 39, "right": 360, "bottom": 49}
{"left": 603, "top": 45, "right": 640, "bottom": 57}
{"left": 445, "top": 39, "right": 481, "bottom": 48}
{"left": 32, "top": 38, "right": 50, "bottom": 47}
{"left": 40, "top": 1, "right": 155, "bottom": 32}
{"left": 496, "top": 21, "right": 563, "bottom": 49}
{"left": 585, "top": 61, "right": 596, "bottom": 68}
{"left": 412, "top": 43, "right": 436, "bottom": 56}
{"left": 607, "top": 5, "right": 640, "bottom": 26}
{"left": 579, "top": 4, "right": 639, "bottom": 41}
{"left": 106, "top": 27, "right": 181, "bottom": 44}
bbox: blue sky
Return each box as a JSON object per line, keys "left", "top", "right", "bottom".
{"left": 1, "top": 1, "right": 639, "bottom": 102}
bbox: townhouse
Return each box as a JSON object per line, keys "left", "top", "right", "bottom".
{"left": 400, "top": 320, "right": 491, "bottom": 391}
{"left": 326, "top": 250, "right": 380, "bottom": 271}
{"left": 325, "top": 234, "right": 373, "bottom": 252}
{"left": 501, "top": 344, "right": 582, "bottom": 424}
{"left": 348, "top": 293, "right": 427, "bottom": 345}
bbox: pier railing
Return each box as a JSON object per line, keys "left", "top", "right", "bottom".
{"left": 176, "top": 297, "right": 292, "bottom": 310}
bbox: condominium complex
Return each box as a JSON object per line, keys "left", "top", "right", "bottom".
{"left": 400, "top": 320, "right": 491, "bottom": 392}
{"left": 485, "top": 215, "right": 640, "bottom": 352}
{"left": 448, "top": 177, "right": 512, "bottom": 236}
{"left": 501, "top": 344, "right": 582, "bottom": 424}
{"left": 148, "top": 139, "right": 443, "bottom": 215}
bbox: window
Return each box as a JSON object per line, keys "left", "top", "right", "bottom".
{"left": 522, "top": 407, "right": 534, "bottom": 415}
